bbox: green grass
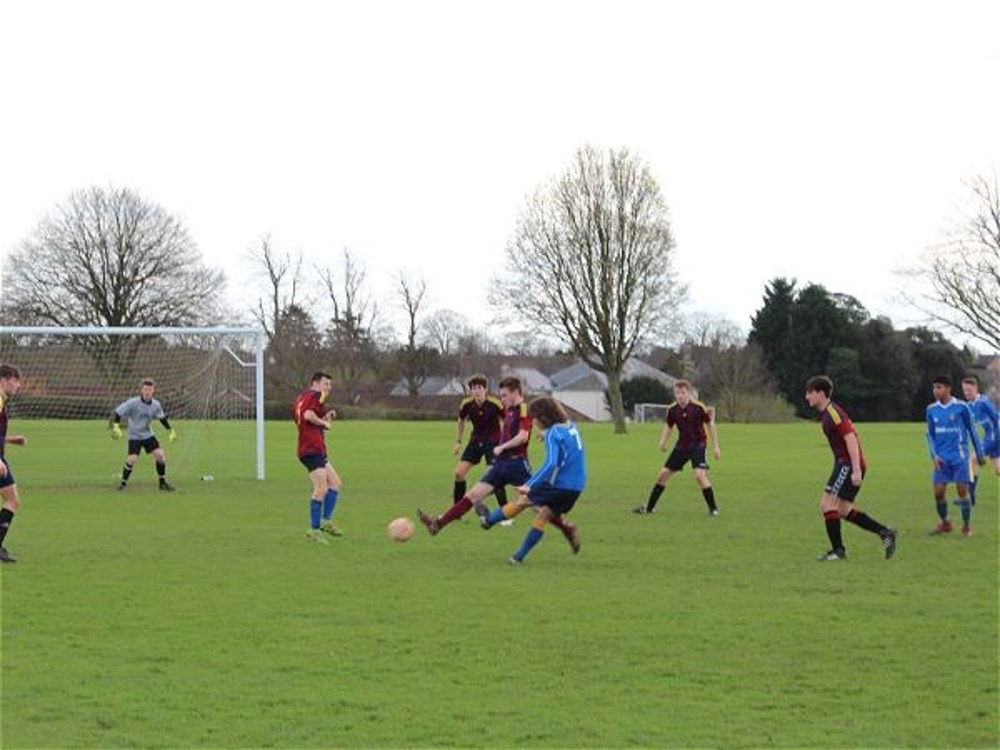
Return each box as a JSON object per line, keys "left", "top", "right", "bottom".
{"left": 1, "top": 420, "right": 997, "bottom": 748}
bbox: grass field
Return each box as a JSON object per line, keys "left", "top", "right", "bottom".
{"left": 1, "top": 419, "right": 997, "bottom": 748}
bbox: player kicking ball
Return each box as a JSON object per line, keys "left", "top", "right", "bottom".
{"left": 805, "top": 375, "right": 896, "bottom": 561}
{"left": 480, "top": 396, "right": 584, "bottom": 564}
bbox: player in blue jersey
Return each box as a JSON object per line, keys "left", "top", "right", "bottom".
{"left": 961, "top": 376, "right": 999, "bottom": 505}
{"left": 805, "top": 376, "right": 897, "bottom": 561}
{"left": 0, "top": 365, "right": 27, "bottom": 563}
{"left": 926, "top": 376, "right": 985, "bottom": 537}
{"left": 109, "top": 378, "right": 177, "bottom": 491}
{"left": 481, "top": 396, "right": 584, "bottom": 564}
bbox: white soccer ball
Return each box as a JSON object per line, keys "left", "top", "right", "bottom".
{"left": 387, "top": 516, "right": 415, "bottom": 542}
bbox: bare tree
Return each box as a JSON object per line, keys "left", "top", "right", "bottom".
{"left": 320, "top": 249, "right": 380, "bottom": 403}
{"left": 492, "top": 145, "right": 686, "bottom": 432}
{"left": 246, "top": 234, "right": 303, "bottom": 343}
{"left": 900, "top": 173, "right": 1000, "bottom": 350}
{"left": 2, "top": 185, "right": 225, "bottom": 328}
{"left": 1, "top": 186, "right": 225, "bottom": 381}
{"left": 422, "top": 309, "right": 474, "bottom": 356}
{"left": 395, "top": 273, "right": 441, "bottom": 400}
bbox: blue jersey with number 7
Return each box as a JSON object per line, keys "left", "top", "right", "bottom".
{"left": 526, "top": 421, "right": 587, "bottom": 491}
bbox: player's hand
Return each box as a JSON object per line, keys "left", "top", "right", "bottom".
{"left": 7, "top": 435, "right": 26, "bottom": 447}
{"left": 851, "top": 470, "right": 863, "bottom": 487}
{"left": 933, "top": 456, "right": 943, "bottom": 470}
{"left": 515, "top": 484, "right": 529, "bottom": 496}
{"left": 111, "top": 423, "right": 123, "bottom": 440}
{"left": 714, "top": 447, "right": 721, "bottom": 460}
{"left": 658, "top": 441, "right": 668, "bottom": 452}
{"left": 493, "top": 445, "right": 503, "bottom": 457}
{"left": 169, "top": 429, "right": 178, "bottom": 444}
{"left": 453, "top": 440, "right": 461, "bottom": 456}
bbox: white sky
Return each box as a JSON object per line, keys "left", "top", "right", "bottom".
{"left": 2, "top": 0, "right": 998, "bottom": 343}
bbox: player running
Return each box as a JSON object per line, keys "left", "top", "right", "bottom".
{"left": 480, "top": 396, "right": 584, "bottom": 564}
{"left": 805, "top": 375, "right": 897, "bottom": 561}
{"left": 451, "top": 374, "right": 507, "bottom": 511}
{"left": 927, "top": 375, "right": 984, "bottom": 537}
{"left": 293, "top": 371, "right": 343, "bottom": 543}
{"left": 961, "top": 376, "right": 999, "bottom": 505}
{"left": 110, "top": 378, "right": 177, "bottom": 491}
{"left": 633, "top": 379, "right": 720, "bottom": 517}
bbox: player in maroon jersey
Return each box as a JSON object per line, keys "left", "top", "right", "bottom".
{"left": 293, "top": 371, "right": 343, "bottom": 543}
{"left": 0, "top": 364, "right": 27, "bottom": 563}
{"left": 451, "top": 374, "right": 505, "bottom": 506}
{"left": 805, "top": 375, "right": 896, "bottom": 561}
{"left": 633, "top": 379, "right": 721, "bottom": 517}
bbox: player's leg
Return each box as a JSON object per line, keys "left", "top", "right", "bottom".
{"left": 968, "top": 454, "right": 979, "bottom": 506}
{"left": 151, "top": 441, "right": 173, "bottom": 491}
{"left": 692, "top": 463, "right": 718, "bottom": 517}
{"left": 419, "top": 475, "right": 496, "bottom": 535}
{"left": 510, "top": 505, "right": 555, "bottom": 564}
{"left": 482, "top": 494, "right": 531, "bottom": 529}
{"left": 817, "top": 490, "right": 847, "bottom": 560}
{"left": 954, "top": 477, "right": 973, "bottom": 536}
{"left": 305, "top": 462, "right": 330, "bottom": 543}
{"left": 0, "top": 465, "right": 21, "bottom": 562}
{"left": 319, "top": 463, "right": 343, "bottom": 537}
{"left": 453, "top": 459, "right": 473, "bottom": 502}
{"left": 120, "top": 443, "right": 140, "bottom": 489}
{"left": 838, "top": 497, "right": 897, "bottom": 560}
{"left": 929, "top": 479, "right": 952, "bottom": 534}
{"left": 544, "top": 491, "right": 581, "bottom": 553}
{"left": 635, "top": 456, "right": 680, "bottom": 514}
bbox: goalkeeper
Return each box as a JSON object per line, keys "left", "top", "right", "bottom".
{"left": 109, "top": 378, "right": 177, "bottom": 492}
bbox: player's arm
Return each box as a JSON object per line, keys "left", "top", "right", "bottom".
{"left": 500, "top": 427, "right": 530, "bottom": 453}
{"left": 844, "top": 431, "right": 863, "bottom": 485}
{"left": 5, "top": 434, "right": 26, "bottom": 446}
{"left": 658, "top": 422, "right": 673, "bottom": 452}
{"left": 961, "top": 406, "right": 985, "bottom": 464}
{"left": 302, "top": 408, "right": 331, "bottom": 429}
{"left": 159, "top": 416, "right": 178, "bottom": 443}
{"left": 706, "top": 407, "right": 720, "bottom": 459}
{"left": 109, "top": 409, "right": 124, "bottom": 439}
{"left": 926, "top": 412, "right": 941, "bottom": 468}
{"left": 454, "top": 416, "right": 466, "bottom": 455}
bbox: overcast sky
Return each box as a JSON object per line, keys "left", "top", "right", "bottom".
{"left": 2, "top": 0, "right": 997, "bottom": 343}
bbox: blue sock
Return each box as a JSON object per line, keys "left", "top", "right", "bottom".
{"left": 486, "top": 507, "right": 506, "bottom": 526}
{"left": 935, "top": 501, "right": 949, "bottom": 521}
{"left": 323, "top": 489, "right": 339, "bottom": 520}
{"left": 969, "top": 476, "right": 978, "bottom": 505}
{"left": 958, "top": 500, "right": 972, "bottom": 525}
{"left": 512, "top": 527, "right": 544, "bottom": 562}
{"left": 310, "top": 499, "right": 322, "bottom": 529}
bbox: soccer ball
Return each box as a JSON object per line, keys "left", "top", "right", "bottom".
{"left": 387, "top": 516, "right": 415, "bottom": 542}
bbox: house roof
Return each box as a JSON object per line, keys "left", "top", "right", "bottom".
{"left": 550, "top": 357, "right": 676, "bottom": 392}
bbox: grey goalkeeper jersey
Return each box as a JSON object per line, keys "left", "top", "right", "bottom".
{"left": 115, "top": 397, "right": 166, "bottom": 440}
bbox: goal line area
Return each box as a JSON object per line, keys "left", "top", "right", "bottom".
{"left": 0, "top": 326, "right": 265, "bottom": 485}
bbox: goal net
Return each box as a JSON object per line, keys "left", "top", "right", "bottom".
{"left": 634, "top": 403, "right": 670, "bottom": 424}
{"left": 0, "top": 326, "right": 265, "bottom": 487}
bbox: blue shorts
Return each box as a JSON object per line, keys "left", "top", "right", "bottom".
{"left": 299, "top": 453, "right": 329, "bottom": 473}
{"left": 481, "top": 458, "right": 531, "bottom": 489}
{"left": 934, "top": 457, "right": 971, "bottom": 485}
{"left": 460, "top": 440, "right": 497, "bottom": 466}
{"left": 0, "top": 457, "right": 15, "bottom": 489}
{"left": 527, "top": 482, "right": 581, "bottom": 516}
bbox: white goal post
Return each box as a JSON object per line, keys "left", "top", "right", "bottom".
{"left": 634, "top": 403, "right": 670, "bottom": 424}
{"left": 0, "top": 326, "right": 267, "bottom": 480}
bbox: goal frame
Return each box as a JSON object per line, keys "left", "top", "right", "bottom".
{"left": 634, "top": 402, "right": 670, "bottom": 424}
{"left": 0, "top": 325, "right": 267, "bottom": 479}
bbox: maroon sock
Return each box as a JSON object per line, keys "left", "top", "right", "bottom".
{"left": 438, "top": 497, "right": 472, "bottom": 528}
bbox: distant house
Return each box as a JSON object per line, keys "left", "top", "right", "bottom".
{"left": 549, "top": 357, "right": 677, "bottom": 422}
{"left": 497, "top": 365, "right": 552, "bottom": 395}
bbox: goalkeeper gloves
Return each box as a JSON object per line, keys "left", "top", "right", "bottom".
{"left": 111, "top": 423, "right": 123, "bottom": 440}
{"left": 169, "top": 429, "right": 178, "bottom": 444}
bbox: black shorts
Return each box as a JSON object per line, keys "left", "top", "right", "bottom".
{"left": 481, "top": 458, "right": 531, "bottom": 489}
{"left": 299, "top": 453, "right": 329, "bottom": 473}
{"left": 128, "top": 436, "right": 161, "bottom": 455}
{"left": 825, "top": 463, "right": 864, "bottom": 502}
{"left": 460, "top": 440, "right": 498, "bottom": 466}
{"left": 0, "top": 457, "right": 15, "bottom": 489}
{"left": 664, "top": 446, "right": 708, "bottom": 472}
{"left": 527, "top": 482, "right": 581, "bottom": 516}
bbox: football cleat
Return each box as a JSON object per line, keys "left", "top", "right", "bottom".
{"left": 305, "top": 529, "right": 329, "bottom": 545}
{"left": 319, "top": 520, "right": 343, "bottom": 537}
{"left": 158, "top": 481, "right": 176, "bottom": 492}
{"left": 631, "top": 506, "right": 654, "bottom": 515}
{"left": 929, "top": 520, "right": 953, "bottom": 535}
{"left": 562, "top": 523, "right": 582, "bottom": 554}
{"left": 961, "top": 525, "right": 973, "bottom": 538}
{"left": 881, "top": 528, "right": 898, "bottom": 559}
{"left": 0, "top": 547, "right": 17, "bottom": 563}
{"left": 708, "top": 508, "right": 720, "bottom": 517}
{"left": 499, "top": 519, "right": 515, "bottom": 527}
{"left": 117, "top": 481, "right": 128, "bottom": 492}
{"left": 417, "top": 509, "right": 440, "bottom": 536}
{"left": 472, "top": 500, "right": 489, "bottom": 518}
{"left": 480, "top": 514, "right": 494, "bottom": 531}
{"left": 816, "top": 547, "right": 847, "bottom": 561}
{"left": 507, "top": 556, "right": 523, "bottom": 566}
